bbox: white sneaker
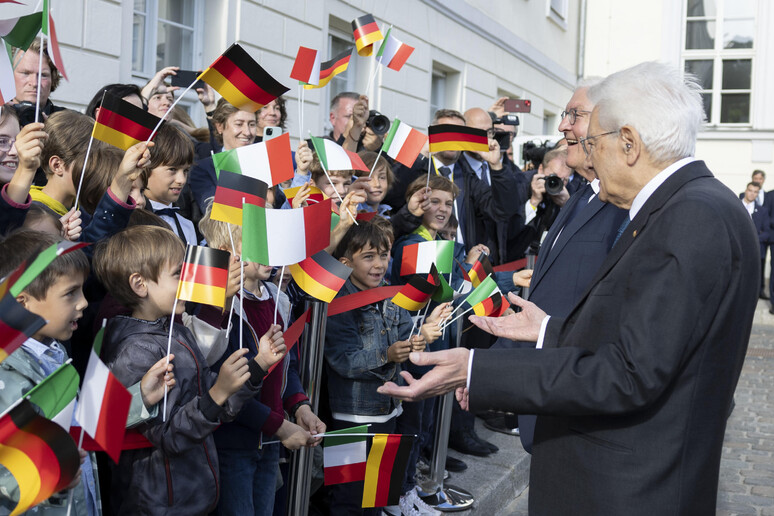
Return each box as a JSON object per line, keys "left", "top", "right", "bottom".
{"left": 398, "top": 494, "right": 421, "bottom": 516}
{"left": 382, "top": 505, "right": 402, "bottom": 516}
{"left": 404, "top": 488, "right": 441, "bottom": 515}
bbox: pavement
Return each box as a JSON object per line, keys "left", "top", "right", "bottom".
{"left": 433, "top": 299, "right": 774, "bottom": 515}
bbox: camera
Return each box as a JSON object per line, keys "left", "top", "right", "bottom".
{"left": 544, "top": 174, "right": 564, "bottom": 196}
{"left": 366, "top": 110, "right": 390, "bottom": 135}
{"left": 489, "top": 113, "right": 519, "bottom": 152}
{"left": 522, "top": 140, "right": 549, "bottom": 170}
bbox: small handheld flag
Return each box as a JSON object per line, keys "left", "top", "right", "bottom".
{"left": 283, "top": 184, "right": 326, "bottom": 206}
{"left": 211, "top": 170, "right": 267, "bottom": 226}
{"left": 362, "top": 434, "right": 415, "bottom": 508}
{"left": 289, "top": 250, "right": 352, "bottom": 304}
{"left": 42, "top": 0, "right": 66, "bottom": 80}
{"left": 400, "top": 240, "right": 454, "bottom": 276}
{"left": 199, "top": 43, "right": 289, "bottom": 112}
{"left": 177, "top": 246, "right": 231, "bottom": 308}
{"left": 290, "top": 46, "right": 321, "bottom": 86}
{"left": 468, "top": 252, "right": 494, "bottom": 288}
{"left": 93, "top": 92, "right": 162, "bottom": 151}
{"left": 463, "top": 275, "right": 498, "bottom": 309}
{"left": 212, "top": 132, "right": 294, "bottom": 187}
{"left": 242, "top": 199, "right": 332, "bottom": 267}
{"left": 0, "top": 12, "right": 43, "bottom": 51}
{"left": 0, "top": 293, "right": 46, "bottom": 364}
{"left": 74, "top": 327, "right": 132, "bottom": 463}
{"left": 10, "top": 241, "right": 89, "bottom": 298}
{"left": 469, "top": 290, "right": 506, "bottom": 317}
{"left": 375, "top": 28, "right": 414, "bottom": 72}
{"left": 303, "top": 49, "right": 352, "bottom": 90}
{"left": 25, "top": 361, "right": 79, "bottom": 430}
{"left": 352, "top": 14, "right": 383, "bottom": 57}
{"left": 310, "top": 136, "right": 368, "bottom": 172}
{"left": 428, "top": 124, "right": 489, "bottom": 153}
{"left": 381, "top": 119, "right": 427, "bottom": 168}
{"left": 323, "top": 425, "right": 369, "bottom": 485}
{"left": 391, "top": 266, "right": 439, "bottom": 312}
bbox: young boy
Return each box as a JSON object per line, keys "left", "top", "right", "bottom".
{"left": 93, "top": 225, "right": 286, "bottom": 514}
{"left": 0, "top": 230, "right": 176, "bottom": 515}
{"left": 354, "top": 151, "right": 394, "bottom": 217}
{"left": 199, "top": 199, "right": 324, "bottom": 515}
{"left": 310, "top": 154, "right": 352, "bottom": 200}
{"left": 324, "top": 220, "right": 448, "bottom": 516}
{"left": 140, "top": 123, "right": 199, "bottom": 245}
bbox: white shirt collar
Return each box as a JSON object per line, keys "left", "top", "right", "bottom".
{"left": 22, "top": 337, "right": 52, "bottom": 357}
{"left": 590, "top": 178, "right": 600, "bottom": 195}
{"left": 148, "top": 199, "right": 173, "bottom": 210}
{"left": 629, "top": 157, "right": 697, "bottom": 220}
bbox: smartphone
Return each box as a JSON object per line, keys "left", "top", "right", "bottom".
{"left": 263, "top": 126, "right": 282, "bottom": 141}
{"left": 504, "top": 98, "right": 532, "bottom": 113}
{"left": 170, "top": 70, "right": 205, "bottom": 89}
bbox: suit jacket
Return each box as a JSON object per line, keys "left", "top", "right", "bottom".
{"left": 750, "top": 203, "right": 770, "bottom": 257}
{"left": 766, "top": 190, "right": 774, "bottom": 240}
{"left": 469, "top": 161, "right": 759, "bottom": 515}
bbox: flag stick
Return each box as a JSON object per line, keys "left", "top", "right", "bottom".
{"left": 65, "top": 427, "right": 86, "bottom": 516}
{"left": 146, "top": 77, "right": 200, "bottom": 143}
{"left": 273, "top": 265, "right": 284, "bottom": 326}
{"left": 163, "top": 244, "right": 187, "bottom": 423}
{"left": 439, "top": 304, "right": 475, "bottom": 332}
{"left": 367, "top": 148, "right": 384, "bottom": 178}
{"left": 297, "top": 83, "right": 303, "bottom": 137}
{"left": 309, "top": 131, "right": 357, "bottom": 225}
{"left": 425, "top": 153, "right": 433, "bottom": 191}
{"left": 34, "top": 34, "right": 44, "bottom": 124}
{"left": 73, "top": 132, "right": 96, "bottom": 210}
{"left": 301, "top": 88, "right": 305, "bottom": 137}
{"left": 261, "top": 431, "right": 413, "bottom": 445}
{"left": 413, "top": 303, "right": 431, "bottom": 338}
{"left": 224, "top": 222, "right": 238, "bottom": 340}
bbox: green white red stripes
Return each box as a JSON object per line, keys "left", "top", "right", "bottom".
{"left": 375, "top": 28, "right": 414, "bottom": 72}
{"left": 310, "top": 136, "right": 368, "bottom": 172}
{"left": 399, "top": 240, "right": 454, "bottom": 276}
{"left": 211, "top": 132, "right": 294, "bottom": 187}
{"left": 323, "top": 425, "right": 368, "bottom": 485}
{"left": 381, "top": 119, "right": 427, "bottom": 167}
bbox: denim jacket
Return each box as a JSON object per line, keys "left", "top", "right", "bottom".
{"left": 324, "top": 279, "right": 412, "bottom": 416}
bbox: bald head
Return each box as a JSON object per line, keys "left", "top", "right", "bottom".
{"left": 464, "top": 108, "right": 493, "bottom": 132}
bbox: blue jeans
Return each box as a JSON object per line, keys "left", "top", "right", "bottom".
{"left": 217, "top": 443, "right": 280, "bottom": 516}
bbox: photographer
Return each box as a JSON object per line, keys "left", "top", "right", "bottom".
{"left": 334, "top": 93, "right": 392, "bottom": 153}
{"left": 525, "top": 144, "right": 571, "bottom": 227}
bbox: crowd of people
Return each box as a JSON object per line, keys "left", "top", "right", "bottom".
{"left": 0, "top": 32, "right": 762, "bottom": 516}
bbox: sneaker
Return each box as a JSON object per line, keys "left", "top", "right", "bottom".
{"left": 398, "top": 494, "right": 421, "bottom": 516}
{"left": 405, "top": 488, "right": 441, "bottom": 515}
{"left": 382, "top": 504, "right": 402, "bottom": 516}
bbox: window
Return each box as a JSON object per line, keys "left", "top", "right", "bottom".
{"left": 682, "top": 0, "right": 755, "bottom": 125}
{"left": 133, "top": 0, "right": 202, "bottom": 78}
{"left": 547, "top": 0, "right": 569, "bottom": 29}
{"left": 327, "top": 33, "right": 358, "bottom": 101}
{"left": 430, "top": 70, "right": 446, "bottom": 122}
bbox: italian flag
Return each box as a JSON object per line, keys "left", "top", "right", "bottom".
{"left": 212, "top": 132, "right": 294, "bottom": 187}
{"left": 242, "top": 198, "right": 332, "bottom": 266}
{"left": 400, "top": 240, "right": 454, "bottom": 276}
{"left": 375, "top": 28, "right": 415, "bottom": 72}
{"left": 323, "top": 425, "right": 368, "bottom": 485}
{"left": 74, "top": 326, "right": 132, "bottom": 463}
{"left": 310, "top": 136, "right": 368, "bottom": 172}
{"left": 290, "top": 46, "right": 320, "bottom": 86}
{"left": 382, "top": 119, "right": 427, "bottom": 168}
{"left": 0, "top": 42, "right": 16, "bottom": 105}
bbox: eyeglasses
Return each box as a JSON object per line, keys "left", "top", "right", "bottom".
{"left": 579, "top": 131, "right": 617, "bottom": 157}
{"left": 0, "top": 137, "right": 15, "bottom": 152}
{"left": 560, "top": 108, "right": 592, "bottom": 125}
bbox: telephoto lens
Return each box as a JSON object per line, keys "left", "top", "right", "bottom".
{"left": 366, "top": 110, "right": 391, "bottom": 135}
{"left": 545, "top": 174, "right": 564, "bottom": 196}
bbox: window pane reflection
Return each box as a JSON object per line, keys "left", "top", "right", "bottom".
{"left": 686, "top": 20, "right": 715, "bottom": 49}
{"left": 720, "top": 93, "right": 749, "bottom": 123}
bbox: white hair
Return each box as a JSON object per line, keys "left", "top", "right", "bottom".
{"left": 587, "top": 62, "right": 705, "bottom": 162}
{"left": 577, "top": 76, "right": 604, "bottom": 90}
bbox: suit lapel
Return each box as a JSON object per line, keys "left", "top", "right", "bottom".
{"left": 565, "top": 161, "right": 714, "bottom": 321}
{"left": 531, "top": 189, "right": 582, "bottom": 286}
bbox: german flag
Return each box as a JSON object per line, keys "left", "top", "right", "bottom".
{"left": 428, "top": 124, "right": 489, "bottom": 153}
{"left": 470, "top": 291, "right": 507, "bottom": 317}
{"left": 176, "top": 246, "right": 231, "bottom": 308}
{"left": 0, "top": 293, "right": 46, "bottom": 364}
{"left": 199, "top": 43, "right": 289, "bottom": 113}
{"left": 468, "top": 252, "right": 494, "bottom": 288}
{"left": 304, "top": 48, "right": 352, "bottom": 90}
{"left": 93, "top": 92, "right": 161, "bottom": 151}
{"left": 289, "top": 250, "right": 352, "bottom": 304}
{"left": 391, "top": 269, "right": 438, "bottom": 312}
{"left": 211, "top": 170, "right": 267, "bottom": 226}
{"left": 352, "top": 14, "right": 383, "bottom": 57}
{"left": 362, "top": 434, "right": 414, "bottom": 508}
{"left": 0, "top": 399, "right": 80, "bottom": 515}
{"left": 283, "top": 184, "right": 326, "bottom": 206}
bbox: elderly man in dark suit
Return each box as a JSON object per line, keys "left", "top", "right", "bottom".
{"left": 378, "top": 62, "right": 759, "bottom": 515}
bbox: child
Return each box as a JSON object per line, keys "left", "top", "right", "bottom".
{"left": 310, "top": 154, "right": 352, "bottom": 200}
{"left": 0, "top": 230, "right": 176, "bottom": 515}
{"left": 93, "top": 224, "right": 286, "bottom": 515}
{"left": 324, "top": 220, "right": 447, "bottom": 516}
{"left": 140, "top": 123, "right": 199, "bottom": 245}
{"left": 354, "top": 151, "right": 394, "bottom": 217}
{"left": 199, "top": 200, "right": 324, "bottom": 516}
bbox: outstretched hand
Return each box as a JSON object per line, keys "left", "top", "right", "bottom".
{"left": 469, "top": 292, "right": 545, "bottom": 342}
{"left": 377, "top": 347, "right": 470, "bottom": 402}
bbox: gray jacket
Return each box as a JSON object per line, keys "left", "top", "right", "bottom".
{"left": 102, "top": 316, "right": 263, "bottom": 516}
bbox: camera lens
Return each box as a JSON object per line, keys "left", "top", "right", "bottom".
{"left": 545, "top": 174, "right": 563, "bottom": 196}
{"left": 367, "top": 110, "right": 391, "bottom": 136}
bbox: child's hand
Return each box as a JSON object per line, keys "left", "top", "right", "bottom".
{"left": 112, "top": 142, "right": 153, "bottom": 202}
{"left": 254, "top": 324, "right": 286, "bottom": 371}
{"left": 275, "top": 420, "right": 315, "bottom": 450}
{"left": 225, "top": 254, "right": 241, "bottom": 301}
{"left": 426, "top": 302, "right": 452, "bottom": 325}
{"left": 513, "top": 269, "right": 533, "bottom": 288}
{"left": 210, "top": 348, "right": 251, "bottom": 405}
{"left": 338, "top": 190, "right": 366, "bottom": 227}
{"left": 420, "top": 320, "right": 442, "bottom": 344}
{"left": 141, "top": 354, "right": 176, "bottom": 407}
{"left": 59, "top": 208, "right": 82, "bottom": 241}
{"left": 410, "top": 333, "right": 427, "bottom": 352}
{"left": 15, "top": 122, "right": 47, "bottom": 173}
{"left": 292, "top": 182, "right": 311, "bottom": 209}
{"left": 295, "top": 141, "right": 313, "bottom": 174}
{"left": 407, "top": 186, "right": 431, "bottom": 218}
{"left": 387, "top": 340, "right": 412, "bottom": 363}
{"left": 465, "top": 244, "right": 490, "bottom": 265}
{"left": 294, "top": 404, "right": 326, "bottom": 446}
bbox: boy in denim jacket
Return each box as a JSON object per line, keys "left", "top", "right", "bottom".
{"left": 323, "top": 219, "right": 446, "bottom": 516}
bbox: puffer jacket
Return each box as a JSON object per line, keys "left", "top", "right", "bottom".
{"left": 102, "top": 315, "right": 264, "bottom": 515}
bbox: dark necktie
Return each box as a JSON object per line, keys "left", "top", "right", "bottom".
{"left": 154, "top": 207, "right": 187, "bottom": 243}
{"left": 612, "top": 216, "right": 631, "bottom": 247}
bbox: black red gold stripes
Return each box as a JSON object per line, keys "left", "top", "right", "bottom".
{"left": 352, "top": 14, "right": 383, "bottom": 56}
{"left": 93, "top": 92, "right": 161, "bottom": 150}
{"left": 311, "top": 49, "right": 352, "bottom": 89}
{"left": 362, "top": 434, "right": 414, "bottom": 507}
{"left": 0, "top": 294, "right": 46, "bottom": 364}
{"left": 289, "top": 251, "right": 352, "bottom": 303}
{"left": 428, "top": 124, "right": 489, "bottom": 153}
{"left": 211, "top": 170, "right": 267, "bottom": 225}
{"left": 176, "top": 246, "right": 231, "bottom": 308}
